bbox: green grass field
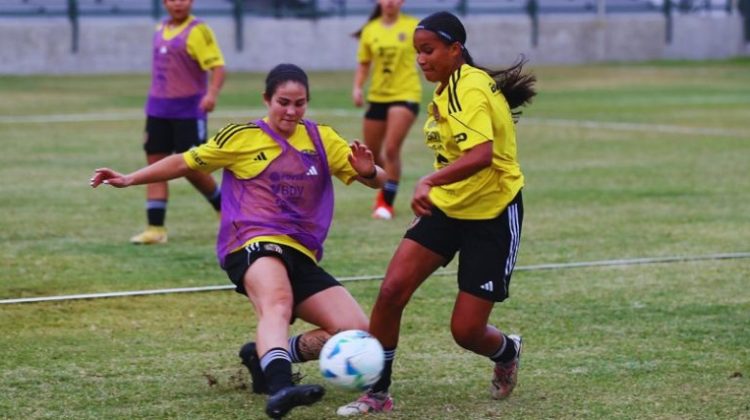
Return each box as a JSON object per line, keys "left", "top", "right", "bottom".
{"left": 1, "top": 59, "right": 749, "bottom": 419}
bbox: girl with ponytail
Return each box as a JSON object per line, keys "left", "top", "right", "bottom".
{"left": 338, "top": 11, "right": 536, "bottom": 416}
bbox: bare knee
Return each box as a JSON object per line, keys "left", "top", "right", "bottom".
{"left": 375, "top": 281, "right": 411, "bottom": 313}
{"left": 258, "top": 295, "right": 294, "bottom": 321}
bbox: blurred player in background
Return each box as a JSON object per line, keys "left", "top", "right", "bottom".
{"left": 92, "top": 63, "right": 386, "bottom": 419}
{"left": 132, "top": 0, "right": 226, "bottom": 244}
{"left": 352, "top": 0, "right": 421, "bottom": 220}
{"left": 338, "top": 11, "right": 537, "bottom": 416}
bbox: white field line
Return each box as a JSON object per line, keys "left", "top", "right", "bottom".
{"left": 1, "top": 252, "right": 748, "bottom": 305}
{"left": 0, "top": 110, "right": 746, "bottom": 138}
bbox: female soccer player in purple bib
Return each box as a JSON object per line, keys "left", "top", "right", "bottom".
{"left": 92, "top": 64, "right": 386, "bottom": 419}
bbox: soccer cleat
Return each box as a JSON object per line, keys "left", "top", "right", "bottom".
{"left": 265, "top": 384, "right": 325, "bottom": 419}
{"left": 129, "top": 226, "right": 167, "bottom": 244}
{"left": 490, "top": 334, "right": 523, "bottom": 400}
{"left": 239, "top": 341, "right": 268, "bottom": 394}
{"left": 336, "top": 391, "right": 394, "bottom": 416}
{"left": 372, "top": 205, "right": 394, "bottom": 220}
{"left": 371, "top": 190, "right": 394, "bottom": 220}
{"left": 372, "top": 190, "right": 385, "bottom": 210}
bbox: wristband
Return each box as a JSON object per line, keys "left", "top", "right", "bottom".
{"left": 362, "top": 168, "right": 377, "bottom": 180}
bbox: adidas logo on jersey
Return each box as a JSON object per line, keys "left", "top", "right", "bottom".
{"left": 254, "top": 152, "right": 267, "bottom": 161}
{"left": 480, "top": 281, "right": 494, "bottom": 292}
{"left": 306, "top": 165, "right": 318, "bottom": 176}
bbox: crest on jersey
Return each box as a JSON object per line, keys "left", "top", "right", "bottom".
{"left": 399, "top": 32, "right": 406, "bottom": 42}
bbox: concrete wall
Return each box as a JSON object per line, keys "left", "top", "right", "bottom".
{"left": 0, "top": 13, "right": 746, "bottom": 75}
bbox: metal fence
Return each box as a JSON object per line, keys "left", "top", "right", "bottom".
{"left": 1, "top": 0, "right": 746, "bottom": 52}
{"left": 0, "top": 0, "right": 738, "bottom": 17}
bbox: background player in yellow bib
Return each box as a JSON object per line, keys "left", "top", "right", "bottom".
{"left": 133, "top": 0, "right": 226, "bottom": 244}
{"left": 352, "top": 0, "right": 421, "bottom": 220}
{"left": 338, "top": 11, "right": 537, "bottom": 415}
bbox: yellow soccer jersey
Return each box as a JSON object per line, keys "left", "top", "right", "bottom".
{"left": 357, "top": 14, "right": 421, "bottom": 103}
{"left": 160, "top": 16, "right": 225, "bottom": 70}
{"left": 423, "top": 64, "right": 524, "bottom": 219}
{"left": 183, "top": 118, "right": 358, "bottom": 260}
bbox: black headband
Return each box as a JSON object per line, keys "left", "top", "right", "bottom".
{"left": 416, "top": 11, "right": 467, "bottom": 47}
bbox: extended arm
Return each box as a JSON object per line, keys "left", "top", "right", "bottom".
{"left": 90, "top": 154, "right": 193, "bottom": 188}
{"left": 411, "top": 141, "right": 493, "bottom": 216}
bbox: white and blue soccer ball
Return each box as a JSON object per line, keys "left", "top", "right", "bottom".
{"left": 319, "top": 329, "right": 384, "bottom": 390}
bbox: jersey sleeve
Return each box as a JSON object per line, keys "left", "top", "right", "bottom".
{"left": 183, "top": 123, "right": 242, "bottom": 172}
{"left": 447, "top": 87, "right": 493, "bottom": 151}
{"left": 319, "top": 126, "right": 358, "bottom": 185}
{"left": 356, "top": 25, "right": 372, "bottom": 64}
{"left": 187, "top": 22, "right": 225, "bottom": 70}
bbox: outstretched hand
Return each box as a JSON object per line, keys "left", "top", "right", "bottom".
{"left": 348, "top": 140, "right": 376, "bottom": 178}
{"left": 90, "top": 168, "right": 131, "bottom": 188}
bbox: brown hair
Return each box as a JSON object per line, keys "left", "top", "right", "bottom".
{"left": 418, "top": 11, "right": 536, "bottom": 110}
{"left": 351, "top": 5, "right": 382, "bottom": 39}
{"left": 465, "top": 54, "right": 537, "bottom": 110}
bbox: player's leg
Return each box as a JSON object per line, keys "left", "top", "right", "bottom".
{"left": 132, "top": 117, "right": 171, "bottom": 244}
{"left": 450, "top": 292, "right": 522, "bottom": 399}
{"left": 377, "top": 103, "right": 418, "bottom": 218}
{"left": 338, "top": 237, "right": 449, "bottom": 416}
{"left": 363, "top": 103, "right": 388, "bottom": 167}
{"left": 362, "top": 103, "right": 389, "bottom": 218}
{"left": 242, "top": 254, "right": 325, "bottom": 418}
{"left": 239, "top": 247, "right": 366, "bottom": 392}
{"left": 175, "top": 117, "right": 221, "bottom": 213}
{"left": 292, "top": 284, "right": 369, "bottom": 361}
{"left": 452, "top": 191, "right": 524, "bottom": 400}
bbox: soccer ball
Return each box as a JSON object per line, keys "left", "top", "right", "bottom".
{"left": 319, "top": 329, "right": 384, "bottom": 390}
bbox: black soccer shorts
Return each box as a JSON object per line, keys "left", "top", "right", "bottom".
{"left": 224, "top": 242, "right": 342, "bottom": 307}
{"left": 404, "top": 191, "right": 524, "bottom": 302}
{"left": 144, "top": 116, "right": 207, "bottom": 154}
{"left": 365, "top": 101, "right": 420, "bottom": 121}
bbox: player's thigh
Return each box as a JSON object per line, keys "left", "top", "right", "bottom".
{"left": 295, "top": 285, "right": 368, "bottom": 333}
{"left": 363, "top": 103, "right": 388, "bottom": 152}
{"left": 243, "top": 256, "right": 294, "bottom": 314}
{"left": 144, "top": 116, "right": 175, "bottom": 154}
{"left": 378, "top": 238, "right": 448, "bottom": 307}
{"left": 173, "top": 117, "right": 206, "bottom": 153}
{"left": 383, "top": 103, "right": 418, "bottom": 149}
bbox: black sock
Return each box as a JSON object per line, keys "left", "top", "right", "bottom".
{"left": 260, "top": 348, "right": 292, "bottom": 394}
{"left": 288, "top": 335, "right": 304, "bottom": 363}
{"left": 205, "top": 187, "right": 221, "bottom": 211}
{"left": 382, "top": 180, "right": 398, "bottom": 206}
{"left": 490, "top": 334, "right": 518, "bottom": 364}
{"left": 146, "top": 199, "right": 167, "bottom": 226}
{"left": 370, "top": 347, "right": 396, "bottom": 394}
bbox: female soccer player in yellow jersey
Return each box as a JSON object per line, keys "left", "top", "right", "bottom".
{"left": 338, "top": 11, "right": 537, "bottom": 416}
{"left": 352, "top": 0, "right": 421, "bottom": 220}
{"left": 92, "top": 64, "right": 387, "bottom": 419}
